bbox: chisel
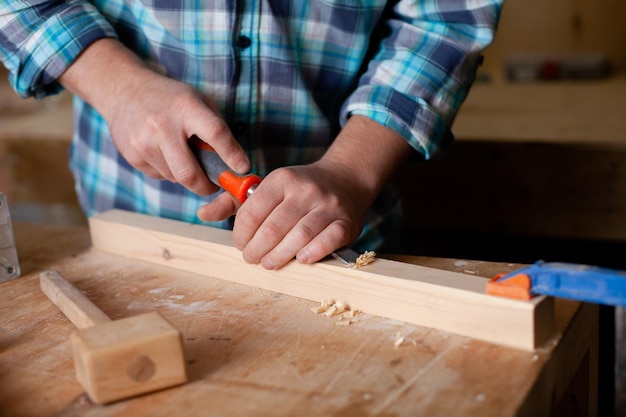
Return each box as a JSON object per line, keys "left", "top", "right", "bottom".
{"left": 189, "top": 135, "right": 261, "bottom": 203}
{"left": 189, "top": 135, "right": 373, "bottom": 267}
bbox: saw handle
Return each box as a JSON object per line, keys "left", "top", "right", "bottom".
{"left": 40, "top": 270, "right": 112, "bottom": 329}
{"left": 189, "top": 135, "right": 262, "bottom": 203}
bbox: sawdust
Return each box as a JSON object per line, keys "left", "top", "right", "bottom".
{"left": 351, "top": 251, "right": 376, "bottom": 269}
{"left": 310, "top": 299, "right": 360, "bottom": 326}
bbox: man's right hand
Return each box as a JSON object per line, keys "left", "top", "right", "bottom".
{"left": 58, "top": 38, "right": 250, "bottom": 196}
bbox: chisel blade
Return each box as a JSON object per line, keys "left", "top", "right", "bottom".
{"left": 331, "top": 247, "right": 376, "bottom": 269}
{"left": 331, "top": 247, "right": 360, "bottom": 266}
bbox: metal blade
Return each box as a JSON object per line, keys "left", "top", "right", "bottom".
{"left": 0, "top": 193, "right": 20, "bottom": 282}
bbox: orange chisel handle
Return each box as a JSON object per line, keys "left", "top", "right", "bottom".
{"left": 189, "top": 135, "right": 262, "bottom": 204}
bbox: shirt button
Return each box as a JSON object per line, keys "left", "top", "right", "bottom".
{"left": 236, "top": 35, "right": 252, "bottom": 49}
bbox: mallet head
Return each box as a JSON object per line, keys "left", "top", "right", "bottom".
{"left": 71, "top": 311, "right": 187, "bottom": 404}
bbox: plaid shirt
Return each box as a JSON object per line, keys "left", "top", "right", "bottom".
{"left": 0, "top": 0, "right": 502, "bottom": 251}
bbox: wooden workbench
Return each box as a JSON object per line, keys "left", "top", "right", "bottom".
{"left": 0, "top": 222, "right": 598, "bottom": 416}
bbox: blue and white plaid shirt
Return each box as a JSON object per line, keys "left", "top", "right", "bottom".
{"left": 0, "top": 0, "right": 502, "bottom": 251}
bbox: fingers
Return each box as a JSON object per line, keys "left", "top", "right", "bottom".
{"left": 295, "top": 220, "right": 353, "bottom": 264}
{"left": 197, "top": 192, "right": 238, "bottom": 222}
{"left": 259, "top": 214, "right": 351, "bottom": 270}
{"left": 238, "top": 203, "right": 353, "bottom": 269}
{"left": 187, "top": 101, "right": 250, "bottom": 175}
{"left": 233, "top": 168, "right": 361, "bottom": 270}
{"left": 119, "top": 139, "right": 173, "bottom": 180}
{"left": 164, "top": 95, "right": 248, "bottom": 194}
{"left": 159, "top": 133, "right": 215, "bottom": 195}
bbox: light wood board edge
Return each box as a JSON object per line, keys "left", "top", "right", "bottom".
{"left": 88, "top": 209, "right": 556, "bottom": 351}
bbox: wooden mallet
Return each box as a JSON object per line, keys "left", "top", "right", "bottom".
{"left": 39, "top": 270, "right": 187, "bottom": 404}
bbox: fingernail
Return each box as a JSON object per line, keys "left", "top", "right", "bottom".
{"left": 236, "top": 160, "right": 250, "bottom": 174}
{"left": 296, "top": 250, "right": 310, "bottom": 264}
{"left": 261, "top": 257, "right": 275, "bottom": 270}
{"left": 243, "top": 253, "right": 257, "bottom": 264}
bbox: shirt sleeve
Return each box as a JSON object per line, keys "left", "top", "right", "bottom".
{"left": 340, "top": 0, "right": 503, "bottom": 160}
{"left": 0, "top": 1, "right": 117, "bottom": 99}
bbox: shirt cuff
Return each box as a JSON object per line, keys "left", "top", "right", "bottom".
{"left": 12, "top": 4, "right": 117, "bottom": 99}
{"left": 341, "top": 85, "right": 454, "bottom": 160}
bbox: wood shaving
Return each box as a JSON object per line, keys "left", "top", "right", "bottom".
{"left": 336, "top": 317, "right": 359, "bottom": 326}
{"left": 323, "top": 304, "right": 339, "bottom": 317}
{"left": 393, "top": 331, "right": 416, "bottom": 348}
{"left": 311, "top": 299, "right": 359, "bottom": 325}
{"left": 342, "top": 309, "right": 358, "bottom": 318}
{"left": 326, "top": 301, "right": 346, "bottom": 317}
{"left": 310, "top": 299, "right": 332, "bottom": 314}
{"left": 394, "top": 331, "right": 405, "bottom": 349}
{"left": 351, "top": 251, "right": 376, "bottom": 269}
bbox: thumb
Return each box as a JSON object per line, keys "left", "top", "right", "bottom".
{"left": 197, "top": 192, "right": 239, "bottom": 222}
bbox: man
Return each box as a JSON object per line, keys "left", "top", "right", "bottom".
{"left": 0, "top": 1, "right": 503, "bottom": 269}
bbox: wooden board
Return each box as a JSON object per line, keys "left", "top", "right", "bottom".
{"left": 89, "top": 209, "right": 555, "bottom": 351}
{"left": 0, "top": 221, "right": 597, "bottom": 416}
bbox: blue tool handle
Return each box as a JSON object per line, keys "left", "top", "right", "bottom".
{"left": 528, "top": 261, "right": 626, "bottom": 307}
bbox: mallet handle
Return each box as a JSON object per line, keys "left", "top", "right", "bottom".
{"left": 40, "top": 270, "right": 112, "bottom": 328}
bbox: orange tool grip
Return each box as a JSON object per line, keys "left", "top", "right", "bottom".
{"left": 189, "top": 135, "right": 262, "bottom": 203}
{"left": 217, "top": 171, "right": 262, "bottom": 204}
{"left": 191, "top": 137, "right": 216, "bottom": 152}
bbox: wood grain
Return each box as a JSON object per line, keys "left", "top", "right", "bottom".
{"left": 89, "top": 209, "right": 556, "bottom": 350}
{"left": 0, "top": 221, "right": 597, "bottom": 416}
{"left": 40, "top": 270, "right": 112, "bottom": 328}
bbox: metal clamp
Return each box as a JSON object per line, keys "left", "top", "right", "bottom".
{"left": 0, "top": 193, "right": 20, "bottom": 282}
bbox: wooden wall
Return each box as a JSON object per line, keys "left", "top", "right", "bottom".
{"left": 481, "top": 0, "right": 626, "bottom": 75}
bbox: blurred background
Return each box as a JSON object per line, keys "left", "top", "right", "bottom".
{"left": 1, "top": 0, "right": 625, "bottom": 415}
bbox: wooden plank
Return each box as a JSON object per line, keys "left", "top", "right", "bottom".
{"left": 88, "top": 209, "right": 556, "bottom": 351}
{"left": 3, "top": 221, "right": 596, "bottom": 416}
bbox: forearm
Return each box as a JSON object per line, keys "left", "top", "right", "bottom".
{"left": 318, "top": 115, "right": 412, "bottom": 204}
{"left": 58, "top": 38, "right": 153, "bottom": 121}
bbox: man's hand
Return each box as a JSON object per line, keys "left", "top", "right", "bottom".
{"left": 198, "top": 115, "right": 412, "bottom": 269}
{"left": 59, "top": 38, "right": 250, "bottom": 195}
{"left": 198, "top": 161, "right": 367, "bottom": 270}
{"left": 239, "top": 162, "right": 369, "bottom": 269}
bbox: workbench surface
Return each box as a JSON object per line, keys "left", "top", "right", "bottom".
{"left": 1, "top": 222, "right": 598, "bottom": 417}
